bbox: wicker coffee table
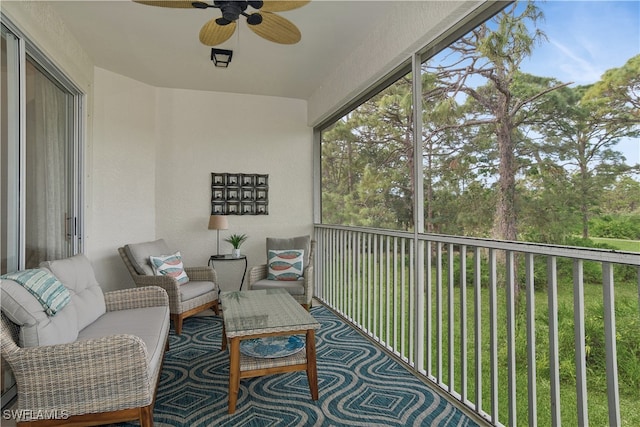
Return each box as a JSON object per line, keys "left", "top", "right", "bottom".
{"left": 220, "top": 288, "right": 320, "bottom": 413}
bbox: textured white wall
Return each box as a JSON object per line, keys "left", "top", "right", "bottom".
{"left": 0, "top": 1, "right": 93, "bottom": 90}
{"left": 91, "top": 68, "right": 158, "bottom": 290}
{"left": 154, "top": 88, "right": 312, "bottom": 290}
{"left": 307, "top": 0, "right": 485, "bottom": 126}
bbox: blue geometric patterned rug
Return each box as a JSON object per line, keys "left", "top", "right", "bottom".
{"left": 120, "top": 305, "right": 478, "bottom": 426}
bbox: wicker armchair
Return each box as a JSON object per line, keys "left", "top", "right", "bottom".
{"left": 248, "top": 236, "right": 315, "bottom": 309}
{"left": 119, "top": 239, "right": 219, "bottom": 334}
{"left": 1, "top": 284, "right": 170, "bottom": 427}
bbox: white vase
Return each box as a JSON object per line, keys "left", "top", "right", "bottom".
{"left": 232, "top": 248, "right": 241, "bottom": 257}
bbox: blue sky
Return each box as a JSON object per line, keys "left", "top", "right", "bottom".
{"left": 522, "top": 1, "right": 639, "bottom": 86}
{"left": 521, "top": 1, "right": 640, "bottom": 165}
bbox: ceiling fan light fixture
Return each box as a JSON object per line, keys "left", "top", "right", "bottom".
{"left": 246, "top": 13, "right": 262, "bottom": 25}
{"left": 247, "top": 0, "right": 263, "bottom": 9}
{"left": 215, "top": 17, "right": 233, "bottom": 25}
{"left": 211, "top": 48, "right": 233, "bottom": 68}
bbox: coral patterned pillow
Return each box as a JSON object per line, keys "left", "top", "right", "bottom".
{"left": 149, "top": 251, "right": 189, "bottom": 285}
{"left": 267, "top": 249, "right": 304, "bottom": 281}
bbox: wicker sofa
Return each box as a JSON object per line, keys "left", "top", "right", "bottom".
{"left": 0, "top": 254, "right": 170, "bottom": 427}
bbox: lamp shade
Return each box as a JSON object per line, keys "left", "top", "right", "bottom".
{"left": 208, "top": 215, "right": 229, "bottom": 230}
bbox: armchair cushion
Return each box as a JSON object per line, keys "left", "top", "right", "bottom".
{"left": 180, "top": 280, "right": 217, "bottom": 301}
{"left": 125, "top": 238, "right": 171, "bottom": 276}
{"left": 150, "top": 251, "right": 189, "bottom": 285}
{"left": 41, "top": 254, "right": 106, "bottom": 331}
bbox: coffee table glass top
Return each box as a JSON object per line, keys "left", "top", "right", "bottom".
{"left": 220, "top": 289, "right": 320, "bottom": 338}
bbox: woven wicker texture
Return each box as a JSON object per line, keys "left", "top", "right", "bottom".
{"left": 0, "top": 286, "right": 169, "bottom": 417}
{"left": 238, "top": 338, "right": 307, "bottom": 371}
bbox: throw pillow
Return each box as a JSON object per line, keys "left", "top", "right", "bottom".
{"left": 0, "top": 269, "right": 71, "bottom": 316}
{"left": 268, "top": 249, "right": 304, "bottom": 281}
{"left": 149, "top": 251, "right": 189, "bottom": 285}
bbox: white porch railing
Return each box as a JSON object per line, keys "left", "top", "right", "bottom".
{"left": 314, "top": 224, "right": 640, "bottom": 427}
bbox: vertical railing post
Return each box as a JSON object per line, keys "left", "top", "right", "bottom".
{"left": 573, "top": 260, "right": 589, "bottom": 426}
{"left": 548, "top": 256, "right": 561, "bottom": 427}
{"left": 373, "top": 234, "right": 378, "bottom": 340}
{"left": 525, "top": 253, "right": 537, "bottom": 427}
{"left": 436, "top": 242, "right": 443, "bottom": 384}
{"left": 506, "top": 251, "right": 517, "bottom": 426}
{"left": 602, "top": 263, "right": 621, "bottom": 426}
{"left": 416, "top": 239, "right": 425, "bottom": 372}
{"left": 460, "top": 245, "right": 468, "bottom": 404}
{"left": 489, "top": 249, "right": 498, "bottom": 424}
{"left": 393, "top": 236, "right": 398, "bottom": 351}
{"left": 426, "top": 240, "right": 433, "bottom": 379}
{"left": 474, "top": 247, "right": 482, "bottom": 414}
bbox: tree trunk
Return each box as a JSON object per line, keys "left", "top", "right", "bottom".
{"left": 492, "top": 115, "right": 518, "bottom": 243}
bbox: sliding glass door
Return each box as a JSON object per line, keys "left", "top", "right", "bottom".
{"left": 24, "top": 58, "right": 76, "bottom": 267}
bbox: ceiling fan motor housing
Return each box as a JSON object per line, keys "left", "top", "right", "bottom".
{"left": 135, "top": 0, "right": 307, "bottom": 46}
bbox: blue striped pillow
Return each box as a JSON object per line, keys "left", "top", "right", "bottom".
{"left": 1, "top": 269, "right": 71, "bottom": 316}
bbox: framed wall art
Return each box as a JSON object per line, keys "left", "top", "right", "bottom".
{"left": 211, "top": 173, "right": 268, "bottom": 215}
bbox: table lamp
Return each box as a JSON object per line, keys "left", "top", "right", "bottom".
{"left": 208, "top": 215, "right": 229, "bottom": 257}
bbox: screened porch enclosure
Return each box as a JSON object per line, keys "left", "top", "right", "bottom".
{"left": 314, "top": 225, "right": 640, "bottom": 426}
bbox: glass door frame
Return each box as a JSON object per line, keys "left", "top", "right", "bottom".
{"left": 1, "top": 16, "right": 85, "bottom": 272}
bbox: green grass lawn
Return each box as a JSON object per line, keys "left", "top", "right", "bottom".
{"left": 590, "top": 237, "right": 640, "bottom": 252}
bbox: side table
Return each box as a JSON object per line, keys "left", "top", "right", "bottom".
{"left": 209, "top": 254, "right": 248, "bottom": 291}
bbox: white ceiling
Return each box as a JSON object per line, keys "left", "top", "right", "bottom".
{"left": 48, "top": 0, "right": 400, "bottom": 100}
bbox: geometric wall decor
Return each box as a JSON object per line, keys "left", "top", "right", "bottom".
{"left": 211, "top": 172, "right": 269, "bottom": 215}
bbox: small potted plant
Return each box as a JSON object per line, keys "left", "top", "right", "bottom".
{"left": 224, "top": 233, "right": 248, "bottom": 257}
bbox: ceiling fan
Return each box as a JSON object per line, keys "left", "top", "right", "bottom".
{"left": 133, "top": 1, "right": 309, "bottom": 46}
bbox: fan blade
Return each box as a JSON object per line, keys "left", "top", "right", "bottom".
{"left": 260, "top": 1, "right": 310, "bottom": 12}
{"left": 199, "top": 18, "right": 237, "bottom": 46}
{"left": 248, "top": 12, "right": 301, "bottom": 44}
{"left": 133, "top": 0, "right": 197, "bottom": 8}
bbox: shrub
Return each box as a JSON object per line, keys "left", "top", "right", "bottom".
{"left": 590, "top": 214, "right": 640, "bottom": 240}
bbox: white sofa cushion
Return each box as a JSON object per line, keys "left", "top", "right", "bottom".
{"left": 77, "top": 305, "right": 170, "bottom": 380}
{"left": 40, "top": 254, "right": 106, "bottom": 331}
{"left": 0, "top": 278, "right": 79, "bottom": 347}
